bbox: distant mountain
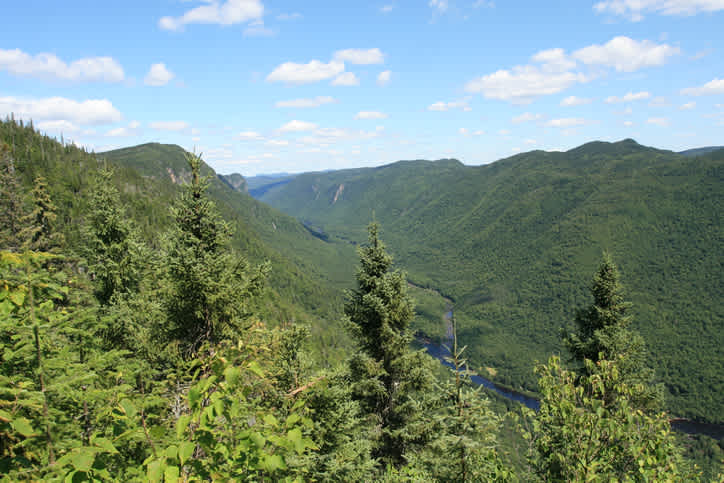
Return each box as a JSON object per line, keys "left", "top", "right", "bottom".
{"left": 260, "top": 139, "right": 724, "bottom": 423}
{"left": 246, "top": 173, "right": 299, "bottom": 199}
{"left": 678, "top": 146, "right": 724, "bottom": 157}
{"left": 219, "top": 172, "right": 247, "bottom": 193}
{"left": 99, "top": 144, "right": 358, "bottom": 361}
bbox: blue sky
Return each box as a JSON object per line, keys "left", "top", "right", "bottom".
{"left": 1, "top": 1, "right": 722, "bottom": 175}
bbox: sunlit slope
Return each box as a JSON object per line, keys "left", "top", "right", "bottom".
{"left": 260, "top": 139, "right": 724, "bottom": 422}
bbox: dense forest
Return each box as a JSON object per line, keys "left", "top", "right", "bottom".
{"left": 1, "top": 118, "right": 722, "bottom": 481}
{"left": 257, "top": 141, "right": 724, "bottom": 425}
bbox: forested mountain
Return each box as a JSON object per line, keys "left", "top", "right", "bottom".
{"left": 259, "top": 139, "right": 724, "bottom": 424}
{"left": 2, "top": 119, "right": 722, "bottom": 480}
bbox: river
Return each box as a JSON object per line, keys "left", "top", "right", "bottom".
{"left": 421, "top": 309, "right": 724, "bottom": 439}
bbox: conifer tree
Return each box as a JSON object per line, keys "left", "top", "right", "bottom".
{"left": 564, "top": 252, "right": 660, "bottom": 409}
{"left": 0, "top": 143, "right": 24, "bottom": 250}
{"left": 161, "top": 152, "right": 267, "bottom": 356}
{"left": 344, "top": 222, "right": 433, "bottom": 468}
{"left": 83, "top": 168, "right": 146, "bottom": 306}
{"left": 19, "top": 176, "right": 64, "bottom": 252}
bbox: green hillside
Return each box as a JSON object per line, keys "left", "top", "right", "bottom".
{"left": 260, "top": 139, "right": 724, "bottom": 423}
{"left": 0, "top": 123, "right": 355, "bottom": 365}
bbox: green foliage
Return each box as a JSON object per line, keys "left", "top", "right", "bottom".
{"left": 564, "top": 253, "right": 662, "bottom": 410}
{"left": 345, "top": 223, "right": 435, "bottom": 468}
{"left": 0, "top": 143, "right": 24, "bottom": 250}
{"left": 19, "top": 177, "right": 64, "bottom": 252}
{"left": 160, "top": 151, "right": 268, "bottom": 356}
{"left": 525, "top": 356, "right": 694, "bottom": 482}
{"left": 260, "top": 141, "right": 724, "bottom": 423}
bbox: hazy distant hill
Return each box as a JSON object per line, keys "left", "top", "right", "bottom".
{"left": 219, "top": 172, "right": 247, "bottom": 193}
{"left": 260, "top": 139, "right": 724, "bottom": 423}
{"left": 678, "top": 146, "right": 724, "bottom": 157}
{"left": 245, "top": 173, "right": 298, "bottom": 199}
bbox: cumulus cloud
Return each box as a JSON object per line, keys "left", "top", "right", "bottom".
{"left": 545, "top": 117, "right": 588, "bottom": 127}
{"left": 266, "top": 139, "right": 289, "bottom": 146}
{"left": 331, "top": 72, "right": 360, "bottom": 86}
{"left": 561, "top": 95, "right": 592, "bottom": 106}
{"left": 333, "top": 48, "right": 385, "bottom": 65}
{"left": 0, "top": 96, "right": 122, "bottom": 125}
{"left": 512, "top": 112, "right": 542, "bottom": 123}
{"left": 144, "top": 63, "right": 175, "bottom": 86}
{"left": 238, "top": 131, "right": 264, "bottom": 140}
{"left": 605, "top": 91, "right": 651, "bottom": 103}
{"left": 0, "top": 48, "right": 124, "bottom": 82}
{"left": 531, "top": 48, "right": 576, "bottom": 71}
{"left": 377, "top": 70, "right": 391, "bottom": 86}
{"left": 354, "top": 111, "right": 388, "bottom": 120}
{"left": 37, "top": 120, "right": 81, "bottom": 133}
{"left": 680, "top": 101, "right": 696, "bottom": 110}
{"left": 572, "top": 36, "right": 679, "bottom": 72}
{"left": 275, "top": 96, "right": 336, "bottom": 108}
{"left": 150, "top": 121, "right": 190, "bottom": 131}
{"left": 680, "top": 78, "right": 724, "bottom": 96}
{"left": 647, "top": 117, "right": 670, "bottom": 126}
{"left": 159, "top": 0, "right": 264, "bottom": 31}
{"left": 428, "top": 99, "right": 471, "bottom": 111}
{"left": 380, "top": 4, "right": 394, "bottom": 13}
{"left": 466, "top": 65, "right": 585, "bottom": 103}
{"left": 279, "top": 120, "right": 317, "bottom": 132}
{"left": 105, "top": 121, "right": 142, "bottom": 137}
{"left": 429, "top": 0, "right": 449, "bottom": 12}
{"left": 267, "top": 60, "right": 344, "bottom": 84}
{"left": 594, "top": 0, "right": 724, "bottom": 21}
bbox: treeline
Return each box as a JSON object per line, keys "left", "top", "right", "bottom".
{"left": 0, "top": 121, "right": 720, "bottom": 480}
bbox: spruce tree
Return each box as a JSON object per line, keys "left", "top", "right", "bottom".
{"left": 0, "top": 143, "right": 24, "bottom": 250}
{"left": 19, "top": 176, "right": 64, "bottom": 252}
{"left": 344, "top": 222, "right": 433, "bottom": 468}
{"left": 564, "top": 252, "right": 660, "bottom": 409}
{"left": 161, "top": 152, "right": 267, "bottom": 356}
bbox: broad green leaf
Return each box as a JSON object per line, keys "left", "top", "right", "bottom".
{"left": 247, "top": 361, "right": 265, "bottom": 378}
{"left": 262, "top": 454, "right": 286, "bottom": 473}
{"left": 92, "top": 437, "right": 118, "bottom": 454}
{"left": 71, "top": 449, "right": 95, "bottom": 472}
{"left": 177, "top": 415, "right": 191, "bottom": 439}
{"left": 179, "top": 441, "right": 195, "bottom": 465}
{"left": 164, "top": 464, "right": 180, "bottom": 482}
{"left": 263, "top": 413, "right": 279, "bottom": 428}
{"left": 119, "top": 399, "right": 136, "bottom": 419}
{"left": 12, "top": 417, "right": 35, "bottom": 437}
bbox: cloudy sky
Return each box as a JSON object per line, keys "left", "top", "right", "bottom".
{"left": 1, "top": 1, "right": 722, "bottom": 175}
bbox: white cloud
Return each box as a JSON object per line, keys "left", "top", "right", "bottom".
{"left": 647, "top": 117, "right": 670, "bottom": 126}
{"left": 150, "top": 121, "right": 190, "bottom": 131}
{"left": 144, "top": 63, "right": 175, "bottom": 86}
{"left": 243, "top": 20, "right": 274, "bottom": 37}
{"left": 355, "top": 111, "right": 388, "bottom": 120}
{"left": 0, "top": 48, "right": 124, "bottom": 82}
{"left": 276, "top": 96, "right": 336, "bottom": 108}
{"left": 512, "top": 112, "right": 542, "bottom": 123}
{"left": 279, "top": 120, "right": 317, "bottom": 132}
{"left": 429, "top": 0, "right": 449, "bottom": 12}
{"left": 594, "top": 0, "right": 724, "bottom": 20}
{"left": 37, "top": 120, "right": 81, "bottom": 133}
{"left": 623, "top": 120, "right": 634, "bottom": 126}
{"left": 572, "top": 36, "right": 679, "bottom": 72}
{"left": 466, "top": 66, "right": 585, "bottom": 103}
{"left": 238, "top": 131, "right": 264, "bottom": 140}
{"left": 159, "top": 0, "right": 264, "bottom": 31}
{"left": 680, "top": 101, "right": 696, "bottom": 110}
{"left": 680, "top": 78, "right": 724, "bottom": 96}
{"left": 267, "top": 60, "right": 344, "bottom": 84}
{"left": 561, "top": 95, "right": 592, "bottom": 106}
{"left": 0, "top": 95, "right": 122, "bottom": 125}
{"left": 333, "top": 48, "right": 385, "bottom": 65}
{"left": 545, "top": 117, "right": 588, "bottom": 127}
{"left": 605, "top": 91, "right": 651, "bottom": 103}
{"left": 459, "top": 128, "right": 469, "bottom": 135}
{"left": 266, "top": 139, "right": 289, "bottom": 146}
{"left": 331, "top": 72, "right": 360, "bottom": 86}
{"left": 472, "top": 129, "right": 485, "bottom": 135}
{"left": 105, "top": 121, "right": 142, "bottom": 137}
{"left": 377, "top": 70, "right": 391, "bottom": 86}
{"left": 380, "top": 4, "right": 394, "bottom": 13}
{"left": 428, "top": 99, "right": 471, "bottom": 111}
{"left": 498, "top": 129, "right": 511, "bottom": 135}
{"left": 524, "top": 138, "right": 537, "bottom": 145}
{"left": 531, "top": 48, "right": 576, "bottom": 71}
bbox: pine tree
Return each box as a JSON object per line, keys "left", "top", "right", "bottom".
{"left": 344, "top": 222, "right": 433, "bottom": 468}
{"left": 0, "top": 143, "right": 24, "bottom": 250}
{"left": 161, "top": 152, "right": 267, "bottom": 356}
{"left": 19, "top": 176, "right": 64, "bottom": 252}
{"left": 564, "top": 252, "right": 661, "bottom": 409}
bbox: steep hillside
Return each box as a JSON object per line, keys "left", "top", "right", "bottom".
{"left": 219, "top": 172, "right": 247, "bottom": 193}
{"left": 260, "top": 139, "right": 724, "bottom": 423}
{"left": 0, "top": 122, "right": 354, "bottom": 364}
